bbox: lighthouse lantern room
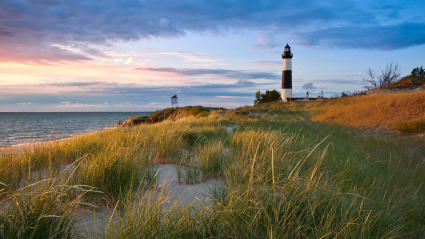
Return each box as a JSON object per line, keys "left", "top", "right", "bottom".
{"left": 281, "top": 44, "right": 293, "bottom": 102}
{"left": 171, "top": 94, "right": 178, "bottom": 107}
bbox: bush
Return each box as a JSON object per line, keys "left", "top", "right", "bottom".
{"left": 411, "top": 66, "right": 425, "bottom": 77}
{"left": 254, "top": 90, "right": 281, "bottom": 104}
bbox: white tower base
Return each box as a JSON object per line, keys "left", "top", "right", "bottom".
{"left": 281, "top": 88, "right": 292, "bottom": 102}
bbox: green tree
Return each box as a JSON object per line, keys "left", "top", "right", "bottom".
{"left": 254, "top": 90, "right": 262, "bottom": 104}
{"left": 254, "top": 90, "right": 281, "bottom": 105}
{"left": 411, "top": 66, "right": 425, "bottom": 77}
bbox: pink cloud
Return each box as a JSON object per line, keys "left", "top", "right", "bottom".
{"left": 0, "top": 42, "right": 91, "bottom": 65}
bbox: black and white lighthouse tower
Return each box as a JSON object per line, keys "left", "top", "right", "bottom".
{"left": 281, "top": 44, "right": 293, "bottom": 102}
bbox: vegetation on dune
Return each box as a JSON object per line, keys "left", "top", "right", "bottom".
{"left": 394, "top": 119, "right": 425, "bottom": 133}
{"left": 254, "top": 89, "right": 281, "bottom": 104}
{"left": 74, "top": 149, "right": 157, "bottom": 204}
{"left": 411, "top": 66, "right": 425, "bottom": 78}
{"left": 103, "top": 190, "right": 194, "bottom": 239}
{"left": 198, "top": 141, "right": 227, "bottom": 179}
{"left": 121, "top": 116, "right": 148, "bottom": 126}
{"left": 0, "top": 166, "right": 92, "bottom": 239}
{"left": 309, "top": 91, "right": 425, "bottom": 132}
{"left": 0, "top": 93, "right": 425, "bottom": 238}
{"left": 385, "top": 75, "right": 425, "bottom": 90}
{"left": 363, "top": 64, "right": 425, "bottom": 90}
{"left": 120, "top": 106, "right": 227, "bottom": 126}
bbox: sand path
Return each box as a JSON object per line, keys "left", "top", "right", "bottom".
{"left": 74, "top": 164, "right": 220, "bottom": 237}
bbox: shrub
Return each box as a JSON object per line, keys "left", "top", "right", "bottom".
{"left": 254, "top": 90, "right": 281, "bottom": 104}
{"left": 411, "top": 66, "right": 425, "bottom": 77}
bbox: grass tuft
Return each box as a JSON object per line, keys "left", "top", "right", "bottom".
{"left": 198, "top": 141, "right": 227, "bottom": 179}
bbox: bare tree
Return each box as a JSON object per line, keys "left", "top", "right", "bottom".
{"left": 364, "top": 63, "right": 401, "bottom": 89}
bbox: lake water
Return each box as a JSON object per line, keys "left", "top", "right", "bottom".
{"left": 0, "top": 112, "right": 150, "bottom": 147}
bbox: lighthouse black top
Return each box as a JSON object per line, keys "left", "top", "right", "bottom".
{"left": 282, "top": 44, "right": 293, "bottom": 59}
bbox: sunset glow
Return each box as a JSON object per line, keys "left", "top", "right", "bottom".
{"left": 1, "top": 1, "right": 424, "bottom": 111}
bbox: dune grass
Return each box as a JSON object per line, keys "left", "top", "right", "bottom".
{"left": 74, "top": 149, "right": 157, "bottom": 204}
{"left": 309, "top": 91, "right": 425, "bottom": 131}
{"left": 198, "top": 141, "right": 228, "bottom": 179}
{"left": 0, "top": 97, "right": 424, "bottom": 238}
{"left": 394, "top": 119, "right": 425, "bottom": 133}
{"left": 0, "top": 163, "right": 94, "bottom": 239}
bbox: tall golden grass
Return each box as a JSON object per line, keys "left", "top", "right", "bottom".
{"left": 310, "top": 91, "right": 425, "bottom": 131}
{"left": 0, "top": 105, "right": 424, "bottom": 238}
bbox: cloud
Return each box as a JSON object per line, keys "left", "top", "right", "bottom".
{"left": 0, "top": 0, "right": 424, "bottom": 63}
{"left": 16, "top": 102, "right": 32, "bottom": 106}
{"left": 104, "top": 49, "right": 219, "bottom": 64}
{"left": 253, "top": 60, "right": 281, "bottom": 66}
{"left": 43, "top": 101, "right": 166, "bottom": 112}
{"left": 41, "top": 82, "right": 103, "bottom": 87}
{"left": 0, "top": 79, "right": 259, "bottom": 111}
{"left": 302, "top": 82, "right": 317, "bottom": 89}
{"left": 216, "top": 95, "right": 252, "bottom": 99}
{"left": 315, "top": 79, "right": 364, "bottom": 85}
{"left": 0, "top": 79, "right": 258, "bottom": 103}
{"left": 0, "top": 42, "right": 91, "bottom": 64}
{"left": 1, "top": 77, "right": 364, "bottom": 111}
{"left": 137, "top": 67, "right": 279, "bottom": 80}
{"left": 345, "top": 72, "right": 363, "bottom": 77}
{"left": 158, "top": 51, "right": 218, "bottom": 63}
{"left": 300, "top": 22, "right": 425, "bottom": 50}
{"left": 56, "top": 101, "right": 110, "bottom": 110}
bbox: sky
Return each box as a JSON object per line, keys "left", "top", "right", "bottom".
{"left": 0, "top": 0, "right": 424, "bottom": 112}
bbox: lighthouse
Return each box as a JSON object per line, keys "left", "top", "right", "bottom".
{"left": 281, "top": 44, "right": 293, "bottom": 102}
{"left": 171, "top": 94, "right": 178, "bottom": 107}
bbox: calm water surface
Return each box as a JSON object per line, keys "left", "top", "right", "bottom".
{"left": 0, "top": 112, "right": 150, "bottom": 147}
